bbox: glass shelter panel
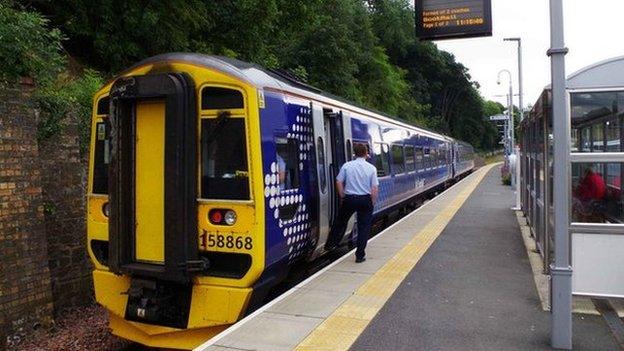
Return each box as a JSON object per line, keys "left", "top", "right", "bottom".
{"left": 571, "top": 92, "right": 619, "bottom": 153}
{"left": 571, "top": 162, "right": 623, "bottom": 224}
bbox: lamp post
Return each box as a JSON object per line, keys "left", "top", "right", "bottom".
{"left": 497, "top": 69, "right": 515, "bottom": 187}
{"left": 504, "top": 37, "right": 524, "bottom": 210}
{"left": 504, "top": 38, "right": 524, "bottom": 122}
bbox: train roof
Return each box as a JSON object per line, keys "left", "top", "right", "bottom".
{"left": 119, "top": 53, "right": 470, "bottom": 145}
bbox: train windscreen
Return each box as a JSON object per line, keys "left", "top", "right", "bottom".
{"left": 200, "top": 118, "right": 249, "bottom": 200}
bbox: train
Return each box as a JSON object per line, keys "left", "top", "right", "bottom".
{"left": 86, "top": 53, "right": 475, "bottom": 349}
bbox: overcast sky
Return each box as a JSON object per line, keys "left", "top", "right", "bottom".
{"left": 435, "top": 0, "right": 624, "bottom": 110}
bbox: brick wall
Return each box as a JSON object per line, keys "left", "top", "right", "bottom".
{"left": 0, "top": 82, "right": 93, "bottom": 347}
{"left": 39, "top": 112, "right": 92, "bottom": 311}
{"left": 0, "top": 82, "right": 54, "bottom": 344}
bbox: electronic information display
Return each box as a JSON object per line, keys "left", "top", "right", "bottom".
{"left": 415, "top": 0, "right": 492, "bottom": 40}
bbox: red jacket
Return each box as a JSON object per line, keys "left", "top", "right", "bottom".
{"left": 576, "top": 170, "right": 606, "bottom": 201}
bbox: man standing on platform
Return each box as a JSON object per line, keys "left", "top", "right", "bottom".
{"left": 325, "top": 143, "right": 378, "bottom": 263}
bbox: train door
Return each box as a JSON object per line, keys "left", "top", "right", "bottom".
{"left": 451, "top": 142, "right": 456, "bottom": 178}
{"left": 309, "top": 104, "right": 349, "bottom": 258}
{"left": 108, "top": 73, "right": 199, "bottom": 284}
{"left": 310, "top": 103, "right": 330, "bottom": 257}
{"left": 325, "top": 110, "right": 347, "bottom": 227}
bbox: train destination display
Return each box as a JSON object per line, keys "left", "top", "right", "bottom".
{"left": 416, "top": 0, "right": 492, "bottom": 40}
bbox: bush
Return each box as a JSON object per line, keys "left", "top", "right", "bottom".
{"left": 35, "top": 70, "right": 104, "bottom": 153}
{"left": 502, "top": 173, "right": 512, "bottom": 186}
{"left": 0, "top": 2, "right": 65, "bottom": 84}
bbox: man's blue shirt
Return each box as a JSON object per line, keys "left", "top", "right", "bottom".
{"left": 336, "top": 157, "right": 379, "bottom": 195}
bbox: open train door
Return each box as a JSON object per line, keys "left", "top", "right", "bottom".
{"left": 310, "top": 103, "right": 330, "bottom": 258}
{"left": 326, "top": 110, "right": 347, "bottom": 226}
{"left": 309, "top": 104, "right": 350, "bottom": 258}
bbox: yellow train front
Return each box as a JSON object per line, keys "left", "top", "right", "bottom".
{"left": 87, "top": 55, "right": 269, "bottom": 349}
{"left": 87, "top": 53, "right": 475, "bottom": 350}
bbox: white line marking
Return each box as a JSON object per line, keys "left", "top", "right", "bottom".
{"left": 193, "top": 170, "right": 482, "bottom": 350}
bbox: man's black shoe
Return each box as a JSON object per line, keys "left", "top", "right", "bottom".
{"left": 325, "top": 245, "right": 337, "bottom": 252}
{"left": 355, "top": 257, "right": 366, "bottom": 263}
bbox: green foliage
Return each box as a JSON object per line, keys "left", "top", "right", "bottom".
{"left": 0, "top": 1, "right": 65, "bottom": 83}
{"left": 24, "top": 0, "right": 503, "bottom": 151}
{"left": 35, "top": 69, "right": 104, "bottom": 153}
{"left": 502, "top": 173, "right": 512, "bottom": 186}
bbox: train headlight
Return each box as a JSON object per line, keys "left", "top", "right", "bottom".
{"left": 102, "top": 202, "right": 110, "bottom": 217}
{"left": 224, "top": 210, "right": 237, "bottom": 226}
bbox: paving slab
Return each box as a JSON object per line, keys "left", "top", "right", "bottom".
{"left": 268, "top": 287, "right": 352, "bottom": 318}
{"left": 214, "top": 312, "right": 322, "bottom": 351}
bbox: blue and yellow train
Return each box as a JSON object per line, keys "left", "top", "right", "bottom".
{"left": 86, "top": 53, "right": 475, "bottom": 349}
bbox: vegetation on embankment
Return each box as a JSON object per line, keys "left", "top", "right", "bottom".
{"left": 3, "top": 0, "right": 504, "bottom": 150}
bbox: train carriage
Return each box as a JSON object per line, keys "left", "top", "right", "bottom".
{"left": 87, "top": 53, "right": 474, "bottom": 349}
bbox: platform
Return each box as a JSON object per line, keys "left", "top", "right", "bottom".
{"left": 194, "top": 165, "right": 619, "bottom": 351}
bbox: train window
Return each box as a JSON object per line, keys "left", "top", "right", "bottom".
{"left": 391, "top": 144, "right": 405, "bottom": 174}
{"left": 415, "top": 147, "right": 424, "bottom": 170}
{"left": 374, "top": 143, "right": 390, "bottom": 177}
{"left": 317, "top": 137, "right": 327, "bottom": 193}
{"left": 276, "top": 137, "right": 300, "bottom": 190}
{"left": 92, "top": 121, "right": 110, "bottom": 194}
{"left": 201, "top": 87, "right": 244, "bottom": 110}
{"left": 606, "top": 118, "right": 622, "bottom": 152}
{"left": 405, "top": 146, "right": 416, "bottom": 172}
{"left": 201, "top": 118, "right": 249, "bottom": 200}
{"left": 424, "top": 148, "right": 431, "bottom": 168}
{"left": 592, "top": 122, "right": 605, "bottom": 152}
{"left": 579, "top": 128, "right": 591, "bottom": 152}
{"left": 97, "top": 96, "right": 110, "bottom": 115}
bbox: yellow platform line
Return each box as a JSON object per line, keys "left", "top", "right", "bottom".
{"left": 294, "top": 164, "right": 497, "bottom": 351}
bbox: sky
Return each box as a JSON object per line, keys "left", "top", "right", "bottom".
{"left": 435, "top": 0, "right": 624, "bottom": 110}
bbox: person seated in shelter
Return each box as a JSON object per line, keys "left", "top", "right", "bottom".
{"left": 572, "top": 165, "right": 607, "bottom": 222}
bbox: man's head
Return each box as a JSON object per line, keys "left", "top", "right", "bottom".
{"left": 354, "top": 143, "right": 367, "bottom": 158}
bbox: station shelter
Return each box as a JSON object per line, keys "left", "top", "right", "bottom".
{"left": 521, "top": 56, "right": 624, "bottom": 298}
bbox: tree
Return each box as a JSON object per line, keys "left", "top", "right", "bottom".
{"left": 0, "top": 1, "right": 64, "bottom": 83}
{"left": 23, "top": 0, "right": 501, "bottom": 150}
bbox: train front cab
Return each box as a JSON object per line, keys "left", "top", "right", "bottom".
{"left": 86, "top": 61, "right": 266, "bottom": 349}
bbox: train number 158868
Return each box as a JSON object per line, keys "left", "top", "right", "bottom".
{"left": 200, "top": 230, "right": 253, "bottom": 250}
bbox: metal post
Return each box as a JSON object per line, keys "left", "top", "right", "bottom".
{"left": 517, "top": 40, "right": 524, "bottom": 209}
{"left": 548, "top": 0, "right": 572, "bottom": 349}
{"left": 503, "top": 38, "right": 524, "bottom": 122}
{"left": 498, "top": 70, "right": 515, "bottom": 186}
{"left": 504, "top": 37, "right": 524, "bottom": 209}
{"left": 509, "top": 82, "right": 515, "bottom": 188}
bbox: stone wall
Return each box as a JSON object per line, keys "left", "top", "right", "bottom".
{"left": 0, "top": 82, "right": 55, "bottom": 344}
{"left": 0, "top": 81, "right": 92, "bottom": 347}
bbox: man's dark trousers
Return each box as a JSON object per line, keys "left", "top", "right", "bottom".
{"left": 326, "top": 194, "right": 373, "bottom": 260}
